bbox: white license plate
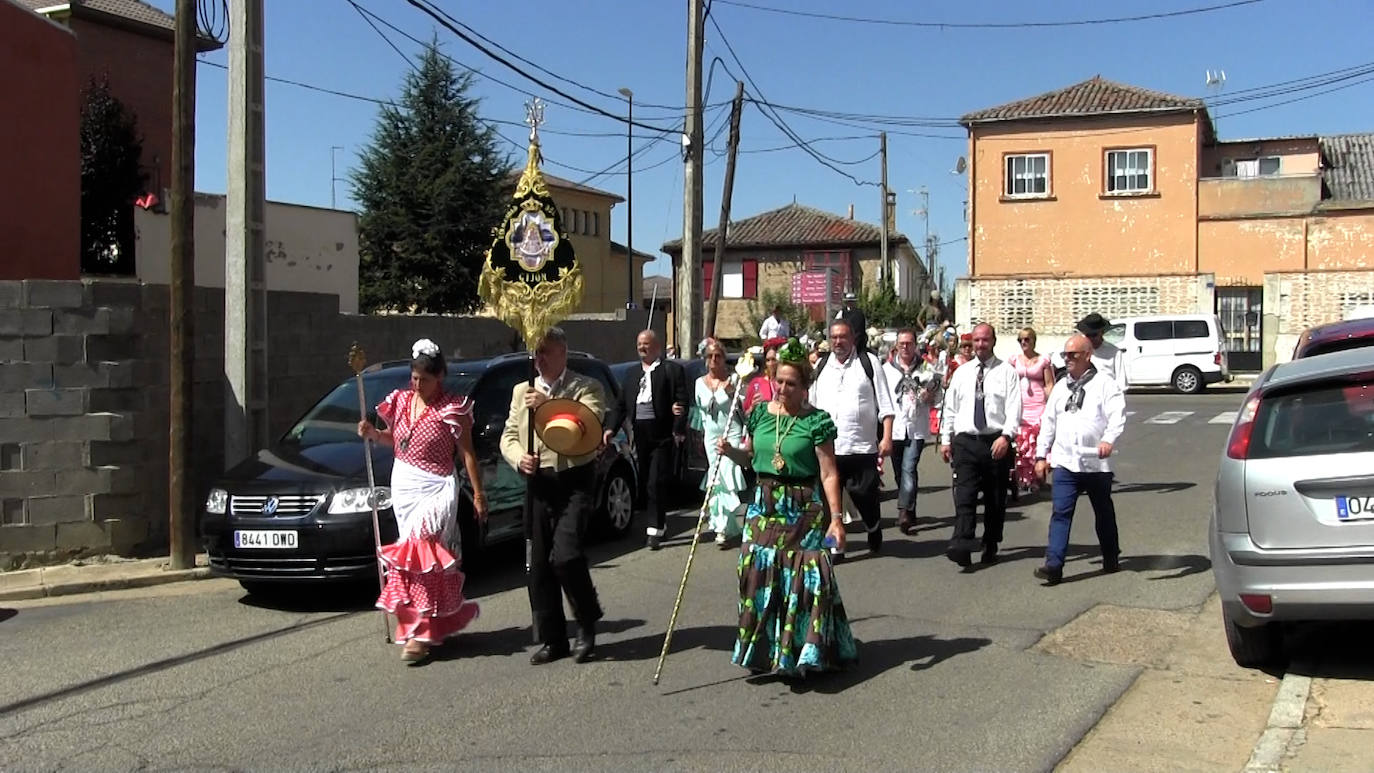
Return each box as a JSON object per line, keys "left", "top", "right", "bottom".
{"left": 1336, "top": 496, "right": 1374, "bottom": 521}
{"left": 233, "top": 530, "right": 298, "bottom": 549}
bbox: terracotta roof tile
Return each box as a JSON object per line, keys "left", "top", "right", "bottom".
{"left": 961, "top": 76, "right": 1204, "bottom": 125}
{"left": 18, "top": 0, "right": 175, "bottom": 32}
{"left": 1320, "top": 133, "right": 1374, "bottom": 202}
{"left": 661, "top": 202, "right": 906, "bottom": 252}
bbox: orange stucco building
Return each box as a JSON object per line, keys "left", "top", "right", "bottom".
{"left": 958, "top": 77, "right": 1374, "bottom": 370}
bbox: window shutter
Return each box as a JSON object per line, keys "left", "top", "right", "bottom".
{"left": 702, "top": 260, "right": 714, "bottom": 298}
{"left": 743, "top": 259, "right": 758, "bottom": 298}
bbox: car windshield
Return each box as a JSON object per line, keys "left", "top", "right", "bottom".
{"left": 281, "top": 370, "right": 480, "bottom": 447}
{"left": 1251, "top": 375, "right": 1374, "bottom": 459}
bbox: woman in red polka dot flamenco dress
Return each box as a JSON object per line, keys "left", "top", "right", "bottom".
{"left": 357, "top": 339, "right": 487, "bottom": 662}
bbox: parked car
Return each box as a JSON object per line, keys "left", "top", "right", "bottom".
{"left": 1209, "top": 347, "right": 1374, "bottom": 666}
{"left": 1102, "top": 313, "right": 1231, "bottom": 393}
{"left": 1292, "top": 316, "right": 1374, "bottom": 359}
{"left": 201, "top": 352, "right": 637, "bottom": 594}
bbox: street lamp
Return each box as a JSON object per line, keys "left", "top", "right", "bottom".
{"left": 618, "top": 86, "right": 636, "bottom": 310}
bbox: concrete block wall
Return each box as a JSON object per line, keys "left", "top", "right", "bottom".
{"left": 0, "top": 279, "right": 146, "bottom": 567}
{"left": 1263, "top": 269, "right": 1374, "bottom": 367}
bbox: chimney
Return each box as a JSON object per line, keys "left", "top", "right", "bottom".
{"left": 847, "top": 204, "right": 854, "bottom": 219}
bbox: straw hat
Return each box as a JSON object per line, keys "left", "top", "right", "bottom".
{"left": 533, "top": 398, "right": 604, "bottom": 457}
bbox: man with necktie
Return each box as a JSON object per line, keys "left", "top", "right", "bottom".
{"left": 939, "top": 323, "right": 1023, "bottom": 569}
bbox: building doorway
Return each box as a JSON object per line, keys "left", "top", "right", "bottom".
{"left": 1217, "top": 286, "right": 1262, "bottom": 371}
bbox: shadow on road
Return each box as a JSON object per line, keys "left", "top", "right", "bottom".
{"left": 0, "top": 608, "right": 15, "bottom": 625}
{"left": 1046, "top": 549, "right": 1212, "bottom": 585}
{"left": 419, "top": 618, "right": 649, "bottom": 664}
{"left": 768, "top": 633, "right": 993, "bottom": 695}
{"left": 1113, "top": 481, "right": 1197, "bottom": 495}
{"left": 1285, "top": 622, "right": 1374, "bottom": 681}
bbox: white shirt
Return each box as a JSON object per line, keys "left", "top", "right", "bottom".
{"left": 1036, "top": 368, "right": 1126, "bottom": 473}
{"left": 809, "top": 350, "right": 895, "bottom": 455}
{"left": 939, "top": 356, "right": 1023, "bottom": 445}
{"left": 882, "top": 356, "right": 936, "bottom": 442}
{"left": 1092, "top": 341, "right": 1127, "bottom": 389}
{"left": 758, "top": 315, "right": 790, "bottom": 340}
{"left": 536, "top": 368, "right": 568, "bottom": 396}
{"left": 636, "top": 360, "right": 659, "bottom": 404}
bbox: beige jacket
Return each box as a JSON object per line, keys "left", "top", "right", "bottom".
{"left": 500, "top": 370, "right": 607, "bottom": 472}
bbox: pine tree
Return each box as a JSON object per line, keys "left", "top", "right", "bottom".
{"left": 80, "top": 76, "right": 144, "bottom": 275}
{"left": 352, "top": 42, "right": 514, "bottom": 313}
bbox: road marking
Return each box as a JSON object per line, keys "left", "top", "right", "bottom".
{"left": 1143, "top": 411, "right": 1194, "bottom": 424}
{"left": 1209, "top": 411, "right": 1238, "bottom": 424}
{"left": 1126, "top": 411, "right": 1137, "bottom": 418}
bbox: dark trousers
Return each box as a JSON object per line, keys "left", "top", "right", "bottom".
{"left": 1045, "top": 467, "right": 1119, "bottom": 570}
{"left": 525, "top": 463, "right": 603, "bottom": 644}
{"left": 950, "top": 433, "right": 1012, "bottom": 551}
{"left": 834, "top": 453, "right": 882, "bottom": 532}
{"left": 634, "top": 420, "right": 674, "bottom": 532}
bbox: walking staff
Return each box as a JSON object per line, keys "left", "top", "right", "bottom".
{"left": 652, "top": 351, "right": 755, "bottom": 685}
{"left": 348, "top": 343, "right": 392, "bottom": 643}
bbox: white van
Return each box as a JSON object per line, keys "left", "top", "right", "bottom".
{"left": 1103, "top": 314, "right": 1231, "bottom": 393}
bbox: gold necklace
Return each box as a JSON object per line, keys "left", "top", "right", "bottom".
{"left": 771, "top": 404, "right": 802, "bottom": 472}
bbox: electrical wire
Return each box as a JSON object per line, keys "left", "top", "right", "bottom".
{"left": 712, "top": 0, "right": 1264, "bottom": 29}
{"left": 196, "top": 0, "right": 228, "bottom": 45}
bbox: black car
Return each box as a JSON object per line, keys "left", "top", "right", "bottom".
{"left": 202, "top": 352, "right": 638, "bottom": 593}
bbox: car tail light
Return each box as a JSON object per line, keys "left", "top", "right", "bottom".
{"left": 1240, "top": 593, "right": 1273, "bottom": 614}
{"left": 1214, "top": 352, "right": 1223, "bottom": 366}
{"left": 1225, "top": 394, "right": 1262, "bottom": 459}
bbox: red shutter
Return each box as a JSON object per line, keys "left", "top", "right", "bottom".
{"left": 743, "top": 259, "right": 758, "bottom": 298}
{"left": 702, "top": 260, "right": 714, "bottom": 298}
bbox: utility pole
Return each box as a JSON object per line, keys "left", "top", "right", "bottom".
{"left": 878, "top": 131, "right": 889, "bottom": 290}
{"left": 617, "top": 87, "right": 635, "bottom": 310}
{"left": 225, "top": 0, "right": 268, "bottom": 472}
{"left": 703, "top": 80, "right": 744, "bottom": 339}
{"left": 330, "top": 145, "right": 344, "bottom": 209}
{"left": 676, "top": 0, "right": 705, "bottom": 356}
{"left": 168, "top": 0, "right": 196, "bottom": 569}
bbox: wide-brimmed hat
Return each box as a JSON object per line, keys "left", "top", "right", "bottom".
{"left": 533, "top": 398, "right": 603, "bottom": 457}
{"left": 843, "top": 292, "right": 858, "bottom": 301}
{"left": 1076, "top": 313, "right": 1111, "bottom": 335}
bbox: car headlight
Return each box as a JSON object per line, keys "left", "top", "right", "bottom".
{"left": 328, "top": 486, "right": 390, "bottom": 514}
{"left": 205, "top": 488, "right": 228, "bottom": 515}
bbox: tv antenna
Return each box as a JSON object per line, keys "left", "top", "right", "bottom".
{"left": 1205, "top": 69, "right": 1227, "bottom": 132}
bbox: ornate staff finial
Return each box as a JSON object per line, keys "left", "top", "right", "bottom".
{"left": 524, "top": 97, "right": 546, "bottom": 144}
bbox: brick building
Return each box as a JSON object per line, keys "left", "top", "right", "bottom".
{"left": 958, "top": 76, "right": 1374, "bottom": 368}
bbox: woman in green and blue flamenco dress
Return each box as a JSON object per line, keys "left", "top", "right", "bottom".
{"left": 690, "top": 338, "right": 749, "bottom": 548}
{"left": 715, "top": 338, "right": 858, "bottom": 676}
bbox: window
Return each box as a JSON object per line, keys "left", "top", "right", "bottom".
{"left": 1106, "top": 148, "right": 1152, "bottom": 193}
{"left": 702, "top": 258, "right": 757, "bottom": 299}
{"left": 1231, "top": 157, "right": 1281, "bottom": 178}
{"left": 1004, "top": 153, "right": 1049, "bottom": 197}
{"left": 591, "top": 212, "right": 599, "bottom": 236}
{"left": 1174, "top": 320, "right": 1210, "bottom": 339}
{"left": 803, "top": 250, "right": 852, "bottom": 296}
{"left": 1251, "top": 379, "right": 1374, "bottom": 459}
{"left": 1134, "top": 321, "right": 1172, "bottom": 341}
{"left": 573, "top": 210, "right": 583, "bottom": 234}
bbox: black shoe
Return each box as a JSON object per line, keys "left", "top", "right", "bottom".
{"left": 647, "top": 533, "right": 662, "bottom": 551}
{"left": 1033, "top": 565, "right": 1063, "bottom": 585}
{"left": 980, "top": 546, "right": 999, "bottom": 565}
{"left": 867, "top": 530, "right": 883, "bottom": 554}
{"left": 529, "top": 643, "right": 570, "bottom": 665}
{"left": 946, "top": 548, "right": 972, "bottom": 568}
{"left": 1102, "top": 555, "right": 1120, "bottom": 573}
{"left": 572, "top": 626, "right": 596, "bottom": 663}
{"left": 897, "top": 509, "right": 915, "bottom": 535}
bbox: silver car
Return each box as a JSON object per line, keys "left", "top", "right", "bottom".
{"left": 1210, "top": 346, "right": 1374, "bottom": 666}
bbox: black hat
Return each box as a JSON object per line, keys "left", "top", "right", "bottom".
{"left": 1076, "top": 313, "right": 1110, "bottom": 335}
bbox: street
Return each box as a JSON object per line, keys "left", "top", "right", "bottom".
{"left": 0, "top": 390, "right": 1281, "bottom": 771}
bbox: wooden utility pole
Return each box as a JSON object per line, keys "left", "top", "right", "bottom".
{"left": 878, "top": 131, "right": 889, "bottom": 290}
{"left": 703, "top": 81, "right": 744, "bottom": 339}
{"left": 168, "top": 0, "right": 196, "bottom": 569}
{"left": 676, "top": 0, "right": 705, "bottom": 356}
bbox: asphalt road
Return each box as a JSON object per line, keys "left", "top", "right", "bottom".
{"left": 0, "top": 390, "right": 1248, "bottom": 772}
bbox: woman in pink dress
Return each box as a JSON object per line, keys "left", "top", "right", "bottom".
{"left": 742, "top": 337, "right": 785, "bottom": 414}
{"left": 357, "top": 339, "right": 487, "bottom": 662}
{"left": 1010, "top": 327, "right": 1055, "bottom": 494}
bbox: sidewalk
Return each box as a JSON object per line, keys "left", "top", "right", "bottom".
{"left": 0, "top": 554, "right": 211, "bottom": 601}
{"left": 1249, "top": 666, "right": 1374, "bottom": 772}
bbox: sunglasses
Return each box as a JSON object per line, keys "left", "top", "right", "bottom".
{"left": 1062, "top": 350, "right": 1090, "bottom": 359}
{"left": 1017, "top": 337, "right": 1033, "bottom": 343}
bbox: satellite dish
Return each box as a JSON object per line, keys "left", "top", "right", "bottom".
{"left": 953, "top": 156, "right": 967, "bottom": 175}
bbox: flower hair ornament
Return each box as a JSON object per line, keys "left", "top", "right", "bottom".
{"left": 412, "top": 338, "right": 441, "bottom": 359}
{"left": 776, "top": 337, "right": 808, "bottom": 365}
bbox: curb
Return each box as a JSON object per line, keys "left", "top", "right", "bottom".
{"left": 1244, "top": 669, "right": 1312, "bottom": 772}
{"left": 0, "top": 558, "right": 213, "bottom": 602}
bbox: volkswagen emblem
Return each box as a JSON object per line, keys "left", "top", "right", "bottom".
{"left": 262, "top": 496, "right": 280, "bottom": 516}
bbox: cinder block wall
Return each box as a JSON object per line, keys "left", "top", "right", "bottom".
{"left": 0, "top": 279, "right": 664, "bottom": 566}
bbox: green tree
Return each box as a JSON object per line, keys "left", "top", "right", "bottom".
{"left": 80, "top": 77, "right": 144, "bottom": 275}
{"left": 742, "top": 287, "right": 814, "bottom": 345}
{"left": 352, "top": 42, "right": 513, "bottom": 313}
{"left": 859, "top": 283, "right": 924, "bottom": 329}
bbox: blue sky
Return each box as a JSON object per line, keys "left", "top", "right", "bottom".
{"left": 169, "top": 0, "right": 1374, "bottom": 285}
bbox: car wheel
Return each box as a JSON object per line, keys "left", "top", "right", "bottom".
{"left": 1172, "top": 365, "right": 1204, "bottom": 394}
{"left": 599, "top": 466, "right": 635, "bottom": 538}
{"left": 1222, "top": 606, "right": 1283, "bottom": 668}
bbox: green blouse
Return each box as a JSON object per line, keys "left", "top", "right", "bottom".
{"left": 746, "top": 403, "right": 838, "bottom": 478}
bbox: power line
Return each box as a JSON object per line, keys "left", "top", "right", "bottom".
{"left": 1215, "top": 72, "right": 1374, "bottom": 118}
{"left": 712, "top": 0, "right": 1264, "bottom": 28}
{"left": 402, "top": 0, "right": 680, "bottom": 134}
